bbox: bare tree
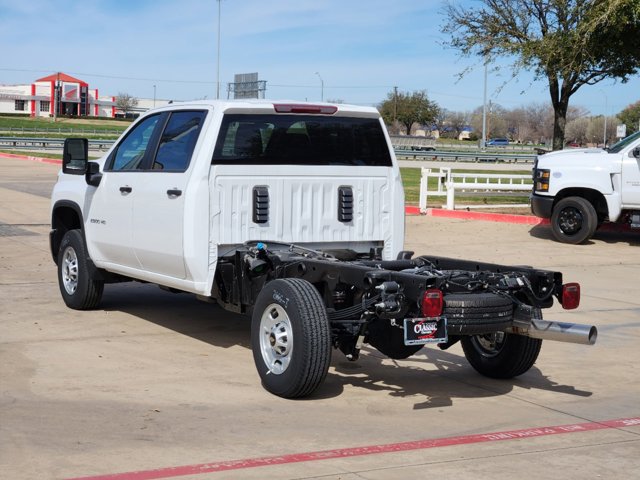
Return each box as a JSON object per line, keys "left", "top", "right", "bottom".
{"left": 115, "top": 93, "right": 139, "bottom": 116}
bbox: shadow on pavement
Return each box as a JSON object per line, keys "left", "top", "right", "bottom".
{"left": 529, "top": 223, "right": 640, "bottom": 245}
{"left": 331, "top": 346, "right": 592, "bottom": 409}
{"left": 101, "top": 282, "right": 592, "bottom": 405}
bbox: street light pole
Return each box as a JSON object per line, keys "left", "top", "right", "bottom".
{"left": 216, "top": 0, "right": 221, "bottom": 100}
{"left": 600, "top": 89, "right": 608, "bottom": 147}
{"left": 153, "top": 85, "right": 156, "bottom": 108}
{"left": 481, "top": 61, "right": 487, "bottom": 149}
{"left": 315, "top": 72, "right": 324, "bottom": 102}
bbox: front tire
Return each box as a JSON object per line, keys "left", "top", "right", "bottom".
{"left": 57, "top": 229, "right": 104, "bottom": 310}
{"left": 551, "top": 196, "right": 597, "bottom": 244}
{"left": 461, "top": 332, "right": 542, "bottom": 379}
{"left": 251, "top": 279, "right": 331, "bottom": 398}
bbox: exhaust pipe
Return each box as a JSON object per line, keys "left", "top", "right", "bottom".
{"left": 508, "top": 319, "right": 597, "bottom": 345}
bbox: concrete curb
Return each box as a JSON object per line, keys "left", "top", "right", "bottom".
{"left": 0, "top": 151, "right": 61, "bottom": 165}
{"left": 423, "top": 207, "right": 549, "bottom": 225}
{"left": 404, "top": 205, "right": 547, "bottom": 225}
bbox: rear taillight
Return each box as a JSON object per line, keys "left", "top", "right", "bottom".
{"left": 273, "top": 104, "right": 338, "bottom": 114}
{"left": 422, "top": 289, "right": 444, "bottom": 317}
{"left": 561, "top": 283, "right": 580, "bottom": 310}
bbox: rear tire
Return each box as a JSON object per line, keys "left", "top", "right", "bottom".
{"left": 461, "top": 333, "right": 542, "bottom": 379}
{"left": 57, "top": 229, "right": 104, "bottom": 310}
{"left": 551, "top": 196, "right": 597, "bottom": 244}
{"left": 251, "top": 279, "right": 331, "bottom": 398}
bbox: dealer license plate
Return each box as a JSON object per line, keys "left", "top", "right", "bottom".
{"left": 403, "top": 317, "right": 448, "bottom": 345}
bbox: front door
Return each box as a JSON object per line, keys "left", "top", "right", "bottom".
{"left": 621, "top": 150, "right": 640, "bottom": 207}
{"left": 86, "top": 113, "right": 162, "bottom": 268}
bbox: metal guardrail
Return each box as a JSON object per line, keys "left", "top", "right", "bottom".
{"left": 0, "top": 126, "right": 124, "bottom": 135}
{"left": 0, "top": 137, "right": 114, "bottom": 151}
{"left": 0, "top": 137, "right": 538, "bottom": 163}
{"left": 395, "top": 148, "right": 536, "bottom": 163}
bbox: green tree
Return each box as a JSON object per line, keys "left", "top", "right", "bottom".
{"left": 378, "top": 90, "right": 440, "bottom": 135}
{"left": 442, "top": 0, "right": 640, "bottom": 150}
{"left": 618, "top": 100, "right": 640, "bottom": 135}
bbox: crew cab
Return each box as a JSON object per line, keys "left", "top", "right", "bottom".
{"left": 51, "top": 100, "right": 596, "bottom": 398}
{"left": 532, "top": 131, "right": 640, "bottom": 243}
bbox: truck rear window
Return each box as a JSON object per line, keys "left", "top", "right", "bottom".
{"left": 212, "top": 114, "right": 392, "bottom": 166}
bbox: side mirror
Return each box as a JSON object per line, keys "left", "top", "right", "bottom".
{"left": 633, "top": 147, "right": 640, "bottom": 159}
{"left": 62, "top": 138, "right": 89, "bottom": 174}
{"left": 86, "top": 162, "right": 102, "bottom": 187}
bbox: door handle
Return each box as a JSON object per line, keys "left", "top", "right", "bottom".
{"left": 119, "top": 186, "right": 132, "bottom": 194}
{"left": 167, "top": 189, "right": 182, "bottom": 198}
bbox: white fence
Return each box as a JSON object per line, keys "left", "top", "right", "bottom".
{"left": 418, "top": 167, "right": 533, "bottom": 212}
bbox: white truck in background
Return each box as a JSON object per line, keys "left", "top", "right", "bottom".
{"left": 531, "top": 131, "right": 640, "bottom": 243}
{"left": 50, "top": 100, "right": 596, "bottom": 398}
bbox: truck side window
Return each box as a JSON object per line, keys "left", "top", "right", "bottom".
{"left": 109, "top": 115, "right": 161, "bottom": 171}
{"left": 153, "top": 111, "right": 206, "bottom": 171}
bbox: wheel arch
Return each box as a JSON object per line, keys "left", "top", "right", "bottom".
{"left": 50, "top": 201, "right": 84, "bottom": 264}
{"left": 554, "top": 188, "right": 608, "bottom": 223}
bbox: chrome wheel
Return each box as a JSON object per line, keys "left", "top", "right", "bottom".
{"left": 259, "top": 303, "right": 293, "bottom": 375}
{"left": 61, "top": 246, "right": 79, "bottom": 295}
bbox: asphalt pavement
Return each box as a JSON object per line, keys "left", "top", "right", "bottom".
{"left": 1, "top": 154, "right": 638, "bottom": 480}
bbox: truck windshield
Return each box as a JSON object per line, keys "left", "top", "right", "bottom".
{"left": 608, "top": 130, "right": 640, "bottom": 154}
{"left": 212, "top": 114, "right": 392, "bottom": 166}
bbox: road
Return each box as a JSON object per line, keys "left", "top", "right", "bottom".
{"left": 1, "top": 154, "right": 638, "bottom": 480}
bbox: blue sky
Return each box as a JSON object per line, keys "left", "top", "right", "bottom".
{"left": 1, "top": 0, "right": 638, "bottom": 116}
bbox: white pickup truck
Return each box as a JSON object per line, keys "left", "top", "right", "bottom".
{"left": 51, "top": 100, "right": 596, "bottom": 398}
{"left": 531, "top": 131, "right": 640, "bottom": 243}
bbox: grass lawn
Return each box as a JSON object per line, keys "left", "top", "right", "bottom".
{"left": 400, "top": 167, "right": 530, "bottom": 207}
{"left": 0, "top": 115, "right": 130, "bottom": 133}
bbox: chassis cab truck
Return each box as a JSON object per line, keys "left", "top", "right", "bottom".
{"left": 532, "top": 131, "right": 640, "bottom": 243}
{"left": 51, "top": 100, "right": 596, "bottom": 398}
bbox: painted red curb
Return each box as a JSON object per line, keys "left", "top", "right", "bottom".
{"left": 0, "top": 151, "right": 61, "bottom": 165}
{"left": 66, "top": 417, "right": 640, "bottom": 480}
{"left": 425, "top": 207, "right": 548, "bottom": 225}
{"left": 404, "top": 205, "right": 421, "bottom": 215}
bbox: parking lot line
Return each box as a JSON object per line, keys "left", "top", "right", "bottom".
{"left": 67, "top": 417, "right": 640, "bottom": 480}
